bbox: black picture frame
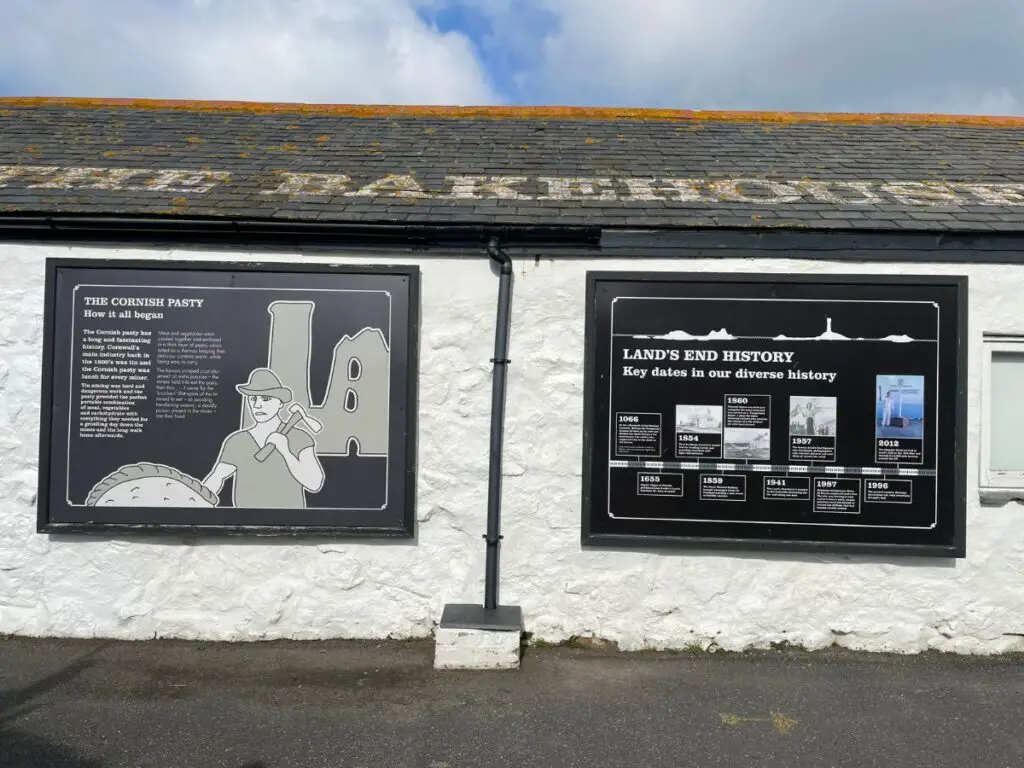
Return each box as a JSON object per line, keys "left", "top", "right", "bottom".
{"left": 581, "top": 270, "right": 968, "bottom": 558}
{"left": 37, "top": 257, "right": 420, "bottom": 538}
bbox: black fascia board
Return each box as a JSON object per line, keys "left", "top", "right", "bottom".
{"left": 0, "top": 212, "right": 601, "bottom": 250}
{"left": 1, "top": 212, "right": 1024, "bottom": 263}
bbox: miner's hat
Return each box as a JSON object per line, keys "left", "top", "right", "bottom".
{"left": 235, "top": 368, "right": 292, "bottom": 402}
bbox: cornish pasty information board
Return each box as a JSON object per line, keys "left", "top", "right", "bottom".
{"left": 38, "top": 259, "right": 419, "bottom": 536}
{"left": 581, "top": 272, "right": 967, "bottom": 557}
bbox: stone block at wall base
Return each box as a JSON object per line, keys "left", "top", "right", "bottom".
{"left": 434, "top": 627, "right": 522, "bottom": 670}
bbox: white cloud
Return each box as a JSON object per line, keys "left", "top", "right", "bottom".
{"left": 478, "top": 0, "right": 1024, "bottom": 114}
{"left": 2, "top": 0, "right": 1022, "bottom": 115}
{"left": 0, "top": 0, "right": 499, "bottom": 104}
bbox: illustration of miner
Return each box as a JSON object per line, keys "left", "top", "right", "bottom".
{"left": 202, "top": 368, "right": 325, "bottom": 508}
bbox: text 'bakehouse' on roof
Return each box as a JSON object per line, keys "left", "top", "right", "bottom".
{"left": 3, "top": 97, "right": 1024, "bottom": 235}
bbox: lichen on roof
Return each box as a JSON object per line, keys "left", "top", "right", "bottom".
{"left": 2, "top": 96, "right": 1024, "bottom": 235}
{"left": 3, "top": 96, "right": 1024, "bottom": 128}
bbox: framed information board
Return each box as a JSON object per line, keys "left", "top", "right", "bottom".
{"left": 38, "top": 258, "right": 419, "bottom": 537}
{"left": 581, "top": 271, "right": 967, "bottom": 557}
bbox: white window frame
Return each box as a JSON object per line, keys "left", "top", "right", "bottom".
{"left": 980, "top": 334, "right": 1024, "bottom": 504}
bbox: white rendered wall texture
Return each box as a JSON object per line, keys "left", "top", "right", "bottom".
{"left": 1, "top": 243, "right": 1023, "bottom": 654}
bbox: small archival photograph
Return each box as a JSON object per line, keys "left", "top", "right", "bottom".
{"left": 675, "top": 404, "right": 723, "bottom": 434}
{"left": 875, "top": 375, "right": 925, "bottom": 439}
{"left": 723, "top": 427, "right": 771, "bottom": 460}
{"left": 789, "top": 395, "right": 838, "bottom": 437}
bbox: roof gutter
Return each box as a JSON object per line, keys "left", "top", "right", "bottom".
{"left": 0, "top": 212, "right": 602, "bottom": 250}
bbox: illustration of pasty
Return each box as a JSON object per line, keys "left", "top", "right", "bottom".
{"left": 86, "top": 462, "right": 219, "bottom": 507}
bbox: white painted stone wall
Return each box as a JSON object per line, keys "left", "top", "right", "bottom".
{"left": 2, "top": 242, "right": 1023, "bottom": 654}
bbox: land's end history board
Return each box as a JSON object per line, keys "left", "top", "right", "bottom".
{"left": 581, "top": 272, "right": 967, "bottom": 557}
{"left": 38, "top": 259, "right": 419, "bottom": 537}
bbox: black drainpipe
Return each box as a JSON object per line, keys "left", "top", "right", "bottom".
{"left": 484, "top": 235, "right": 512, "bottom": 610}
{"left": 438, "top": 235, "right": 523, "bottom": 632}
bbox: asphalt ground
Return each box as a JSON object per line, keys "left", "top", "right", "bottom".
{"left": 1, "top": 636, "right": 1022, "bottom": 767}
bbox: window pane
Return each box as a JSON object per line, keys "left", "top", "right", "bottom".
{"left": 990, "top": 351, "right": 1024, "bottom": 471}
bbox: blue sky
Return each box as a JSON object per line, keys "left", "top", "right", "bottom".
{"left": 415, "top": 1, "right": 558, "bottom": 102}
{"left": 0, "top": 0, "right": 1022, "bottom": 114}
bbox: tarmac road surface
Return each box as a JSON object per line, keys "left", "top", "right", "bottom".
{"left": 1, "top": 636, "right": 1022, "bottom": 767}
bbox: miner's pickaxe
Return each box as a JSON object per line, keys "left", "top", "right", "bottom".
{"left": 253, "top": 402, "right": 324, "bottom": 462}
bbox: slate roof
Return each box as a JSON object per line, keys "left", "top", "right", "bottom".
{"left": 3, "top": 98, "right": 1024, "bottom": 233}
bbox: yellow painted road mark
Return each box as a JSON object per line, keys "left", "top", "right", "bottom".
{"left": 718, "top": 711, "right": 799, "bottom": 734}
{"left": 770, "top": 711, "right": 799, "bottom": 734}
